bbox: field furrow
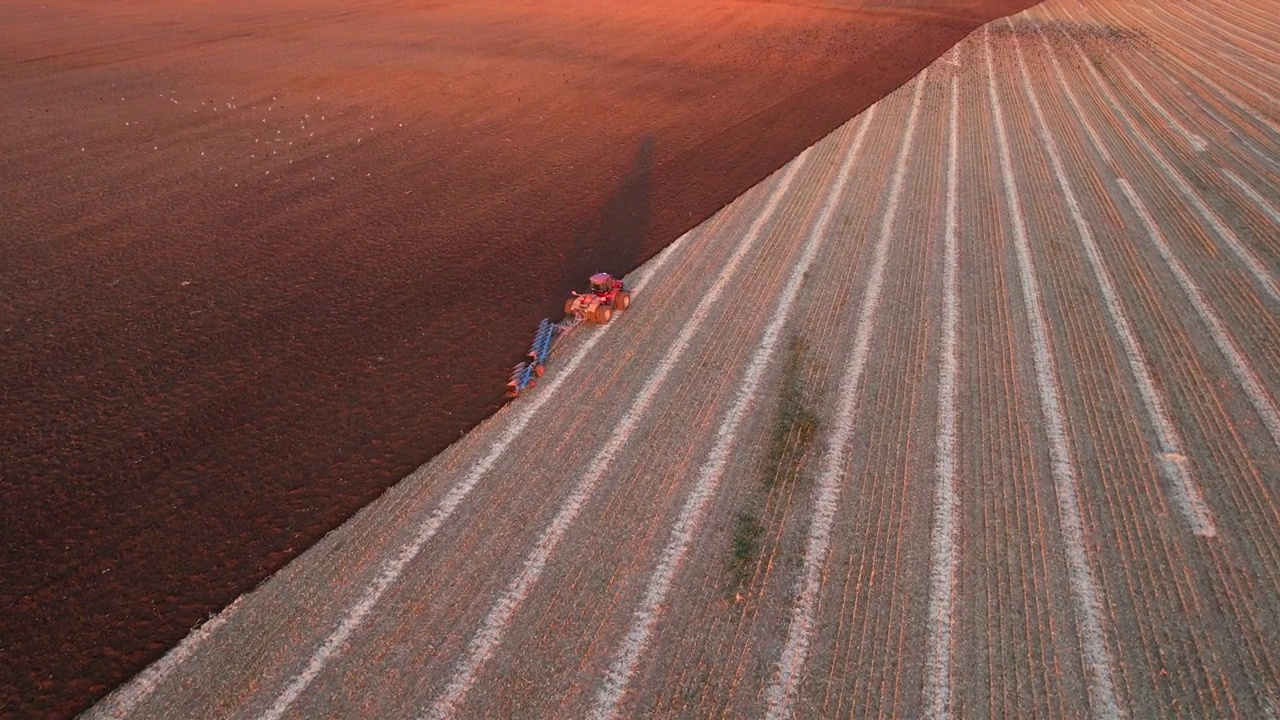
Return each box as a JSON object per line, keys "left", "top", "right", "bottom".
{"left": 1124, "top": 1, "right": 1280, "bottom": 109}
{"left": 992, "top": 16, "right": 1250, "bottom": 715}
{"left": 620, "top": 87, "right": 912, "bottom": 720}
{"left": 785, "top": 69, "right": 945, "bottom": 720}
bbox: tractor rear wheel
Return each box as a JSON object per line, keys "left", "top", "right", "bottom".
{"left": 594, "top": 306, "right": 612, "bottom": 324}
{"left": 614, "top": 291, "right": 631, "bottom": 310}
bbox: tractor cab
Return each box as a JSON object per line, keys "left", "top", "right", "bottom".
{"left": 565, "top": 271, "right": 630, "bottom": 324}
{"left": 588, "top": 272, "right": 615, "bottom": 295}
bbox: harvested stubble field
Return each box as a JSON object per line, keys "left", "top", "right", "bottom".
{"left": 81, "top": 0, "right": 1280, "bottom": 717}
{"left": 8, "top": 0, "right": 1280, "bottom": 717}
{"left": 0, "top": 0, "right": 1040, "bottom": 716}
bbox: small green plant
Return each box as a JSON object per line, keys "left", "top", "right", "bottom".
{"left": 725, "top": 336, "right": 822, "bottom": 601}
{"left": 764, "top": 336, "right": 820, "bottom": 490}
{"left": 730, "top": 511, "right": 765, "bottom": 589}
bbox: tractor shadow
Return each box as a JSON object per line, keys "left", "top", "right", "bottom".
{"left": 561, "top": 134, "right": 654, "bottom": 301}
{"left": 599, "top": 134, "right": 654, "bottom": 273}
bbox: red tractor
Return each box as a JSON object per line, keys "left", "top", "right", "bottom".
{"left": 564, "top": 272, "right": 631, "bottom": 324}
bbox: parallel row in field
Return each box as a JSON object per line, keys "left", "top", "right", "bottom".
{"left": 87, "top": 0, "right": 1280, "bottom": 717}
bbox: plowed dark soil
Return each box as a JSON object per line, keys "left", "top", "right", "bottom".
{"left": 0, "top": 0, "right": 1036, "bottom": 716}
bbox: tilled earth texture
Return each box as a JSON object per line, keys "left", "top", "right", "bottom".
{"left": 0, "top": 0, "right": 1044, "bottom": 716}
{"left": 72, "top": 0, "right": 1280, "bottom": 717}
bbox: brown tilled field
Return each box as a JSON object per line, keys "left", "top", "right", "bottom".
{"left": 0, "top": 0, "right": 1042, "bottom": 716}
{"left": 71, "top": 0, "right": 1280, "bottom": 718}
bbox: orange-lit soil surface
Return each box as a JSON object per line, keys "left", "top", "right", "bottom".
{"left": 0, "top": 0, "right": 1039, "bottom": 716}
{"left": 74, "top": 0, "right": 1280, "bottom": 714}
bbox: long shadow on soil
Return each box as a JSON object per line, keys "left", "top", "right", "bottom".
{"left": 561, "top": 135, "right": 654, "bottom": 299}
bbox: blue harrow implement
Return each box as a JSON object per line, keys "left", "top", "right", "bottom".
{"left": 506, "top": 314, "right": 584, "bottom": 398}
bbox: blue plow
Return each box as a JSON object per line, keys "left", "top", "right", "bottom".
{"left": 506, "top": 314, "right": 584, "bottom": 398}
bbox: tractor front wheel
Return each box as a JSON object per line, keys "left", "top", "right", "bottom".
{"left": 594, "top": 306, "right": 613, "bottom": 324}
{"left": 564, "top": 298, "right": 577, "bottom": 317}
{"left": 614, "top": 291, "right": 631, "bottom": 311}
